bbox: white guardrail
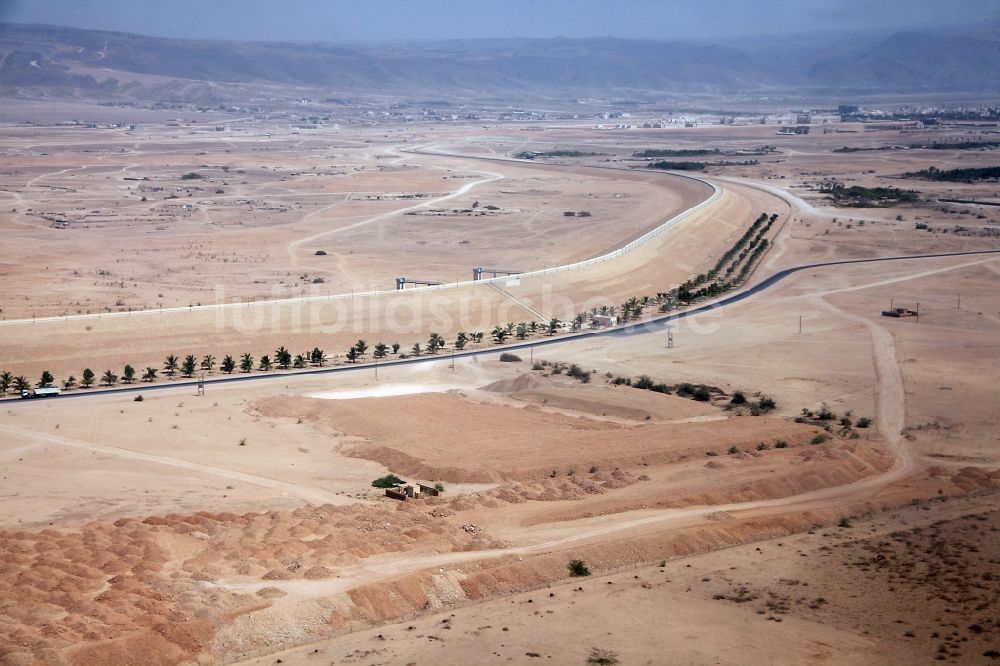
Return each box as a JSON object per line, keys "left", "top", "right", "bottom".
{"left": 0, "top": 169, "right": 721, "bottom": 327}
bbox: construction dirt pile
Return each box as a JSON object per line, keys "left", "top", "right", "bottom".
{"left": 256, "top": 392, "right": 826, "bottom": 483}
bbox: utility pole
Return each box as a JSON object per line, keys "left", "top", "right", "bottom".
{"left": 451, "top": 347, "right": 455, "bottom": 372}
{"left": 798, "top": 315, "right": 802, "bottom": 335}
{"left": 957, "top": 294, "right": 961, "bottom": 309}
{"left": 374, "top": 354, "right": 378, "bottom": 380}
{"left": 667, "top": 330, "right": 674, "bottom": 348}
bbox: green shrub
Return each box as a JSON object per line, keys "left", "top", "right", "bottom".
{"left": 587, "top": 648, "right": 620, "bottom": 665}
{"left": 499, "top": 352, "right": 521, "bottom": 362}
{"left": 568, "top": 559, "right": 591, "bottom": 577}
{"left": 693, "top": 387, "right": 712, "bottom": 402}
{"left": 730, "top": 391, "right": 747, "bottom": 405}
{"left": 855, "top": 417, "right": 872, "bottom": 428}
{"left": 774, "top": 439, "right": 789, "bottom": 449}
{"left": 727, "top": 445, "right": 740, "bottom": 455}
{"left": 633, "top": 375, "right": 655, "bottom": 390}
{"left": 756, "top": 442, "right": 770, "bottom": 451}
{"left": 372, "top": 474, "right": 405, "bottom": 488}
{"left": 810, "top": 434, "right": 829, "bottom": 445}
{"left": 434, "top": 482, "right": 445, "bottom": 493}
{"left": 133, "top": 395, "right": 144, "bottom": 402}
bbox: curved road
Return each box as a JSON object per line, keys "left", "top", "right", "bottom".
{"left": 6, "top": 247, "right": 999, "bottom": 407}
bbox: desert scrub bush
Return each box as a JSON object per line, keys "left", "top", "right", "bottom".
{"left": 633, "top": 374, "right": 655, "bottom": 390}
{"left": 855, "top": 416, "right": 872, "bottom": 428}
{"left": 810, "top": 434, "right": 830, "bottom": 445}
{"left": 730, "top": 391, "right": 747, "bottom": 405}
{"left": 499, "top": 352, "right": 521, "bottom": 362}
{"left": 133, "top": 394, "right": 144, "bottom": 402}
{"left": 567, "top": 559, "right": 591, "bottom": 577}
{"left": 587, "top": 648, "right": 619, "bottom": 665}
{"left": 611, "top": 376, "right": 631, "bottom": 386}
{"left": 434, "top": 482, "right": 445, "bottom": 493}
{"left": 774, "top": 439, "right": 789, "bottom": 449}
{"left": 758, "top": 396, "right": 776, "bottom": 411}
{"left": 567, "top": 364, "right": 591, "bottom": 382}
{"left": 371, "top": 474, "right": 404, "bottom": 488}
{"left": 756, "top": 442, "right": 770, "bottom": 451}
{"left": 651, "top": 383, "right": 671, "bottom": 394}
{"left": 817, "top": 404, "right": 836, "bottom": 420}
{"left": 838, "top": 516, "right": 853, "bottom": 528}
{"left": 692, "top": 387, "right": 712, "bottom": 402}
{"left": 705, "top": 450, "right": 719, "bottom": 456}
{"left": 532, "top": 362, "right": 544, "bottom": 370}
{"left": 727, "top": 445, "right": 741, "bottom": 455}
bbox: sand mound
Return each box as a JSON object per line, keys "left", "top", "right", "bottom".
{"left": 480, "top": 372, "right": 552, "bottom": 394}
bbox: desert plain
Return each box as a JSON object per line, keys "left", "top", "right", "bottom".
{"left": 1, "top": 100, "right": 999, "bottom": 666}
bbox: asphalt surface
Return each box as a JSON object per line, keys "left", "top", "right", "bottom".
{"left": 7, "top": 248, "right": 999, "bottom": 406}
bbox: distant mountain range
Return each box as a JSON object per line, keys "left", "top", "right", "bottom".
{"left": 1, "top": 22, "right": 998, "bottom": 104}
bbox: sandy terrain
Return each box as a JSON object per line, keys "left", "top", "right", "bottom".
{"left": 1, "top": 110, "right": 998, "bottom": 665}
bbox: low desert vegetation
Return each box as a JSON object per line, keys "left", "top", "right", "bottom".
{"left": 567, "top": 559, "right": 591, "bottom": 577}
{"left": 371, "top": 474, "right": 404, "bottom": 488}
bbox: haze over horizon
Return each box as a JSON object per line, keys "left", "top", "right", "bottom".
{"left": 2, "top": 0, "right": 999, "bottom": 43}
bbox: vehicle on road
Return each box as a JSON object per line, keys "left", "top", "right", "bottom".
{"left": 21, "top": 387, "right": 61, "bottom": 399}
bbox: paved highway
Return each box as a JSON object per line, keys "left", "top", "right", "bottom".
{"left": 6, "top": 248, "right": 998, "bottom": 406}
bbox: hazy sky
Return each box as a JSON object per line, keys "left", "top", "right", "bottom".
{"left": 2, "top": 0, "right": 998, "bottom": 42}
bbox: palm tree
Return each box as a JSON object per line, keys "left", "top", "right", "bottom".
{"left": 164, "top": 354, "right": 179, "bottom": 377}
{"left": 547, "top": 318, "right": 561, "bottom": 335}
{"left": 293, "top": 353, "right": 307, "bottom": 368}
{"left": 37, "top": 370, "right": 54, "bottom": 388}
{"left": 275, "top": 346, "right": 292, "bottom": 369}
{"left": 81, "top": 368, "right": 95, "bottom": 388}
{"left": 181, "top": 354, "right": 197, "bottom": 377}
{"left": 373, "top": 343, "right": 388, "bottom": 359}
{"left": 143, "top": 367, "right": 158, "bottom": 382}
{"left": 102, "top": 370, "right": 118, "bottom": 387}
{"left": 310, "top": 347, "right": 327, "bottom": 366}
{"left": 201, "top": 354, "right": 216, "bottom": 373}
{"left": 391, "top": 343, "right": 401, "bottom": 354}
{"left": 504, "top": 322, "right": 515, "bottom": 336}
{"left": 454, "top": 336, "right": 467, "bottom": 351}
{"left": 354, "top": 339, "right": 368, "bottom": 356}
{"left": 529, "top": 321, "right": 538, "bottom": 333}
{"left": 410, "top": 343, "right": 421, "bottom": 357}
{"left": 63, "top": 376, "right": 76, "bottom": 390}
{"left": 220, "top": 355, "right": 236, "bottom": 374}
{"left": 346, "top": 347, "right": 360, "bottom": 363}
{"left": 13, "top": 376, "right": 30, "bottom": 393}
{"left": 472, "top": 331, "right": 484, "bottom": 343}
{"left": 239, "top": 353, "right": 254, "bottom": 373}
{"left": 573, "top": 314, "right": 585, "bottom": 331}
{"left": 516, "top": 322, "right": 528, "bottom": 339}
{"left": 122, "top": 365, "right": 136, "bottom": 384}
{"left": 258, "top": 355, "right": 272, "bottom": 371}
{"left": 427, "top": 332, "right": 444, "bottom": 354}
{"left": 491, "top": 326, "right": 508, "bottom": 344}
{"left": 0, "top": 371, "right": 11, "bottom": 395}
